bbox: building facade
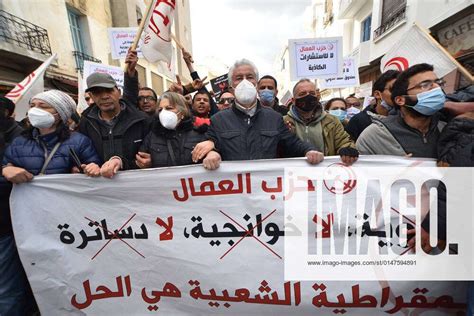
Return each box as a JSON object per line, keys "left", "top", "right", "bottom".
{"left": 0, "top": 0, "right": 193, "bottom": 99}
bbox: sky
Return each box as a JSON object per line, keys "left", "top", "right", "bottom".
{"left": 189, "top": 0, "right": 314, "bottom": 76}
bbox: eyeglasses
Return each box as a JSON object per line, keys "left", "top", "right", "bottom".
{"left": 138, "top": 96, "right": 157, "bottom": 102}
{"left": 407, "top": 79, "right": 445, "bottom": 91}
{"left": 218, "top": 97, "right": 235, "bottom": 104}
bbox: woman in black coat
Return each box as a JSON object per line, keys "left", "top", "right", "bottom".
{"left": 137, "top": 92, "right": 208, "bottom": 168}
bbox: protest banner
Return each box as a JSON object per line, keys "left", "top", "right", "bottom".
{"left": 210, "top": 74, "right": 229, "bottom": 100}
{"left": 11, "top": 157, "right": 471, "bottom": 315}
{"left": 319, "top": 58, "right": 360, "bottom": 89}
{"left": 108, "top": 27, "right": 144, "bottom": 60}
{"left": 5, "top": 53, "right": 57, "bottom": 120}
{"left": 141, "top": 0, "right": 176, "bottom": 64}
{"left": 288, "top": 37, "right": 343, "bottom": 81}
{"left": 83, "top": 61, "right": 124, "bottom": 90}
{"left": 381, "top": 23, "right": 473, "bottom": 81}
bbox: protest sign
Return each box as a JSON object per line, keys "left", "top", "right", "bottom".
{"left": 319, "top": 58, "right": 360, "bottom": 89}
{"left": 83, "top": 61, "right": 124, "bottom": 90}
{"left": 108, "top": 27, "right": 143, "bottom": 60}
{"left": 11, "top": 157, "right": 471, "bottom": 315}
{"left": 289, "top": 37, "right": 343, "bottom": 81}
{"left": 210, "top": 74, "right": 229, "bottom": 100}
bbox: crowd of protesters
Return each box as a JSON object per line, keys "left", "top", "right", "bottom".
{"left": 0, "top": 47, "right": 473, "bottom": 314}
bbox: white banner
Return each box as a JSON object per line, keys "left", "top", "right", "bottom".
{"left": 108, "top": 27, "right": 144, "bottom": 60}
{"left": 381, "top": 24, "right": 457, "bottom": 78}
{"left": 319, "top": 58, "right": 360, "bottom": 89}
{"left": 5, "top": 53, "right": 57, "bottom": 120}
{"left": 289, "top": 37, "right": 343, "bottom": 81}
{"left": 11, "top": 157, "right": 470, "bottom": 315}
{"left": 83, "top": 61, "right": 124, "bottom": 91}
{"left": 141, "top": 0, "right": 175, "bottom": 64}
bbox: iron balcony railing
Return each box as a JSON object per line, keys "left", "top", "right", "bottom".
{"left": 72, "top": 51, "right": 102, "bottom": 72}
{"left": 0, "top": 9, "right": 51, "bottom": 55}
{"left": 373, "top": 5, "right": 407, "bottom": 40}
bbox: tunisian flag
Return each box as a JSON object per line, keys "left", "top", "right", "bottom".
{"left": 141, "top": 0, "right": 176, "bottom": 64}
{"left": 380, "top": 24, "right": 457, "bottom": 78}
{"left": 5, "top": 53, "right": 57, "bottom": 120}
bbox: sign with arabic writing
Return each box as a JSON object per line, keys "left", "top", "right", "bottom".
{"left": 83, "top": 61, "right": 124, "bottom": 91}
{"left": 319, "top": 58, "right": 360, "bottom": 89}
{"left": 288, "top": 37, "right": 343, "bottom": 81}
{"left": 108, "top": 27, "right": 144, "bottom": 60}
{"left": 10, "top": 157, "right": 470, "bottom": 315}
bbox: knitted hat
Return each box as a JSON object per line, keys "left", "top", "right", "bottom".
{"left": 32, "top": 90, "right": 76, "bottom": 123}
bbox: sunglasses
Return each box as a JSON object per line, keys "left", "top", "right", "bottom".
{"left": 218, "top": 97, "right": 235, "bottom": 104}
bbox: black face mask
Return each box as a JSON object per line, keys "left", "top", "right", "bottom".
{"left": 294, "top": 94, "right": 321, "bottom": 112}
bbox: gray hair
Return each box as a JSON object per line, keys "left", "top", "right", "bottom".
{"left": 292, "top": 78, "right": 315, "bottom": 97}
{"left": 228, "top": 59, "right": 259, "bottom": 87}
{"left": 160, "top": 92, "right": 190, "bottom": 118}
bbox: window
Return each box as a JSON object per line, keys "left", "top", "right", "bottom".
{"left": 361, "top": 15, "right": 372, "bottom": 42}
{"left": 67, "top": 8, "right": 85, "bottom": 53}
{"left": 136, "top": 65, "right": 147, "bottom": 87}
{"left": 151, "top": 72, "right": 164, "bottom": 96}
{"left": 381, "top": 0, "right": 406, "bottom": 25}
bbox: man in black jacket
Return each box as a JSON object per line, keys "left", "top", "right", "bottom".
{"left": 195, "top": 59, "right": 324, "bottom": 169}
{"left": 79, "top": 72, "right": 151, "bottom": 178}
{"left": 0, "top": 97, "right": 36, "bottom": 315}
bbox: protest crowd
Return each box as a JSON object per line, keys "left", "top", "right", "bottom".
{"left": 1, "top": 2, "right": 474, "bottom": 315}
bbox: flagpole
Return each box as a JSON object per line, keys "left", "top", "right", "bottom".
{"left": 415, "top": 22, "right": 473, "bottom": 83}
{"left": 124, "top": 0, "right": 157, "bottom": 72}
{"left": 170, "top": 33, "right": 184, "bottom": 50}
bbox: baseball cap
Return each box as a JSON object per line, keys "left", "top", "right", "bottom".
{"left": 86, "top": 73, "right": 117, "bottom": 92}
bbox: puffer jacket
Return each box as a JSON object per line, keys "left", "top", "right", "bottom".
{"left": 284, "top": 108, "right": 355, "bottom": 156}
{"left": 438, "top": 113, "right": 474, "bottom": 166}
{"left": 3, "top": 129, "right": 101, "bottom": 175}
{"left": 141, "top": 117, "right": 208, "bottom": 167}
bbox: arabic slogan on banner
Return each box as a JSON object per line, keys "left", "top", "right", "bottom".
{"left": 11, "top": 157, "right": 470, "bottom": 315}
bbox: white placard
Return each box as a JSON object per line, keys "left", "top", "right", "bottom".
{"left": 83, "top": 61, "right": 124, "bottom": 90}
{"left": 289, "top": 37, "right": 343, "bottom": 81}
{"left": 108, "top": 27, "right": 143, "bottom": 60}
{"left": 319, "top": 58, "right": 360, "bottom": 89}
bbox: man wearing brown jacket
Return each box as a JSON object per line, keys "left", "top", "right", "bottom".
{"left": 284, "top": 79, "right": 358, "bottom": 164}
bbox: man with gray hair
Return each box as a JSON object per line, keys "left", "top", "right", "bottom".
{"left": 192, "top": 59, "right": 324, "bottom": 169}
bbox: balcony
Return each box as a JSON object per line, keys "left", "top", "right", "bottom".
{"left": 0, "top": 9, "right": 51, "bottom": 55}
{"left": 338, "top": 0, "right": 369, "bottom": 19}
{"left": 373, "top": 5, "right": 406, "bottom": 40}
{"left": 72, "top": 51, "right": 101, "bottom": 72}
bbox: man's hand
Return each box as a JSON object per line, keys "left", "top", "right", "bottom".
{"left": 125, "top": 48, "right": 138, "bottom": 77}
{"left": 285, "top": 120, "right": 295, "bottom": 133}
{"left": 2, "top": 166, "right": 33, "bottom": 184}
{"left": 100, "top": 158, "right": 122, "bottom": 178}
{"left": 182, "top": 48, "right": 194, "bottom": 67}
{"left": 135, "top": 152, "right": 152, "bottom": 169}
{"left": 407, "top": 227, "right": 446, "bottom": 253}
{"left": 82, "top": 163, "right": 101, "bottom": 177}
{"left": 203, "top": 151, "right": 221, "bottom": 170}
{"left": 192, "top": 140, "right": 215, "bottom": 162}
{"left": 169, "top": 75, "right": 184, "bottom": 95}
{"left": 339, "top": 147, "right": 359, "bottom": 165}
{"left": 191, "top": 77, "right": 208, "bottom": 91}
{"left": 305, "top": 151, "right": 324, "bottom": 164}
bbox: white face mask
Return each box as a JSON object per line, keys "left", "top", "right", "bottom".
{"left": 159, "top": 109, "right": 179, "bottom": 130}
{"left": 28, "top": 107, "right": 56, "bottom": 129}
{"left": 234, "top": 79, "right": 257, "bottom": 106}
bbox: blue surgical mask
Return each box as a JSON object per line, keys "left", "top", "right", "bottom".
{"left": 259, "top": 89, "right": 275, "bottom": 105}
{"left": 407, "top": 87, "right": 445, "bottom": 116}
{"left": 380, "top": 100, "right": 392, "bottom": 110}
{"left": 329, "top": 109, "right": 347, "bottom": 122}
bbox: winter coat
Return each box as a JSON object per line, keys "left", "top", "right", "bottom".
{"left": 438, "top": 113, "right": 474, "bottom": 166}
